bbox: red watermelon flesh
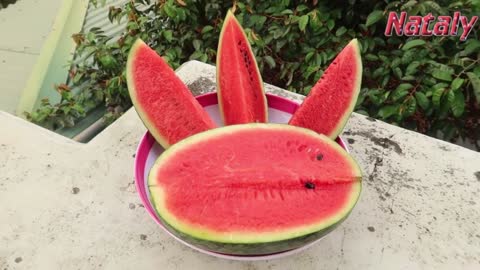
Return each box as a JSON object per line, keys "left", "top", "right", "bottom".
{"left": 289, "top": 39, "right": 362, "bottom": 139}
{"left": 126, "top": 39, "right": 216, "bottom": 148}
{"left": 148, "top": 124, "right": 361, "bottom": 252}
{"left": 216, "top": 10, "right": 268, "bottom": 125}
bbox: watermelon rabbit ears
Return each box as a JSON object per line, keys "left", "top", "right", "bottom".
{"left": 126, "top": 39, "right": 216, "bottom": 149}
{"left": 216, "top": 10, "right": 268, "bottom": 125}
{"left": 216, "top": 10, "right": 362, "bottom": 138}
{"left": 289, "top": 39, "right": 362, "bottom": 139}
{"left": 127, "top": 25, "right": 361, "bottom": 148}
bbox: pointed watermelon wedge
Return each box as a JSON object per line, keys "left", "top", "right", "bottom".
{"left": 126, "top": 39, "right": 216, "bottom": 148}
{"left": 216, "top": 10, "right": 268, "bottom": 125}
{"left": 289, "top": 39, "right": 362, "bottom": 139}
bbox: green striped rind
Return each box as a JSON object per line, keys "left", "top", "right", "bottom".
{"left": 148, "top": 124, "right": 362, "bottom": 255}
{"left": 126, "top": 39, "right": 170, "bottom": 148}
{"left": 216, "top": 10, "right": 268, "bottom": 124}
{"left": 148, "top": 194, "right": 350, "bottom": 255}
{"left": 326, "top": 39, "right": 363, "bottom": 139}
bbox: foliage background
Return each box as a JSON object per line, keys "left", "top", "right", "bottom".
{"left": 26, "top": 0, "right": 480, "bottom": 149}
{"left": 0, "top": 0, "right": 19, "bottom": 9}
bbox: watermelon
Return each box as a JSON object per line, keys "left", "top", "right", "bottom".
{"left": 289, "top": 39, "right": 362, "bottom": 139}
{"left": 148, "top": 124, "right": 362, "bottom": 255}
{"left": 216, "top": 10, "right": 268, "bottom": 125}
{"left": 126, "top": 39, "right": 216, "bottom": 149}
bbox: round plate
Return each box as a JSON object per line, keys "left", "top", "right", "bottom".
{"left": 134, "top": 92, "right": 349, "bottom": 261}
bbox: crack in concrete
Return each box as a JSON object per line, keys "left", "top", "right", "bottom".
{"left": 368, "top": 156, "right": 384, "bottom": 182}
{"left": 370, "top": 137, "right": 403, "bottom": 155}
{"left": 336, "top": 228, "right": 347, "bottom": 270}
{"left": 0, "top": 47, "right": 38, "bottom": 55}
{"left": 120, "top": 181, "right": 136, "bottom": 193}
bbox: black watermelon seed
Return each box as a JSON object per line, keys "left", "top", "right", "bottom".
{"left": 316, "top": 154, "right": 324, "bottom": 160}
{"left": 305, "top": 182, "right": 315, "bottom": 189}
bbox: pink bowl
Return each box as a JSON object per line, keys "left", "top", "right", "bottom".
{"left": 134, "top": 92, "right": 349, "bottom": 261}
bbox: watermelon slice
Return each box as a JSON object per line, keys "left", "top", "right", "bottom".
{"left": 289, "top": 39, "right": 362, "bottom": 139}
{"left": 126, "top": 39, "right": 216, "bottom": 148}
{"left": 216, "top": 10, "right": 268, "bottom": 125}
{"left": 148, "top": 124, "right": 362, "bottom": 255}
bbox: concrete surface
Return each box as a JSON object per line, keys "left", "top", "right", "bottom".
{"left": 0, "top": 0, "right": 64, "bottom": 114}
{"left": 15, "top": 0, "right": 89, "bottom": 115}
{"left": 1, "top": 61, "right": 480, "bottom": 269}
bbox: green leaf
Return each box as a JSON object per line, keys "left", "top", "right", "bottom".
{"left": 448, "top": 1, "right": 463, "bottom": 8}
{"left": 366, "top": 10, "right": 384, "bottom": 27}
{"left": 305, "top": 51, "right": 315, "bottom": 62}
{"left": 459, "top": 39, "right": 480, "bottom": 56}
{"left": 335, "top": 26, "right": 347, "bottom": 37}
{"left": 296, "top": 5, "right": 309, "bottom": 12}
{"left": 199, "top": 53, "right": 208, "bottom": 63}
{"left": 378, "top": 55, "right": 389, "bottom": 63}
{"left": 326, "top": 20, "right": 334, "bottom": 30}
{"left": 451, "top": 91, "right": 465, "bottom": 117}
{"left": 397, "top": 83, "right": 414, "bottom": 92}
{"left": 263, "top": 56, "right": 276, "bottom": 69}
{"left": 298, "top": 15, "right": 309, "bottom": 32}
{"left": 402, "top": 39, "right": 426, "bottom": 50}
{"left": 305, "top": 65, "right": 319, "bottom": 79}
{"left": 401, "top": 0, "right": 418, "bottom": 10}
{"left": 192, "top": 39, "right": 202, "bottom": 50}
{"left": 378, "top": 104, "right": 399, "bottom": 119}
{"left": 406, "top": 61, "right": 420, "bottom": 75}
{"left": 403, "top": 98, "right": 416, "bottom": 118}
{"left": 442, "top": 123, "right": 457, "bottom": 141}
{"left": 402, "top": 75, "right": 416, "bottom": 81}
{"left": 423, "top": 1, "right": 443, "bottom": 14}
{"left": 415, "top": 92, "right": 429, "bottom": 110}
{"left": 365, "top": 54, "right": 379, "bottom": 61}
{"left": 265, "top": 6, "right": 278, "bottom": 13}
{"left": 249, "top": 15, "right": 267, "bottom": 28}
{"left": 467, "top": 72, "right": 480, "bottom": 103}
{"left": 381, "top": 74, "right": 390, "bottom": 87}
{"left": 432, "top": 69, "right": 453, "bottom": 81}
{"left": 189, "top": 51, "right": 204, "bottom": 61}
{"left": 393, "top": 67, "right": 403, "bottom": 79}
{"left": 451, "top": 78, "right": 464, "bottom": 91}
{"left": 446, "top": 89, "right": 455, "bottom": 104}
{"left": 319, "top": 51, "right": 327, "bottom": 65}
{"left": 391, "top": 58, "right": 401, "bottom": 68}
{"left": 372, "top": 67, "right": 385, "bottom": 78}
{"left": 432, "top": 83, "right": 449, "bottom": 90}
{"left": 356, "top": 88, "right": 368, "bottom": 107}
{"left": 356, "top": 110, "right": 369, "bottom": 116}
{"left": 438, "top": 96, "right": 450, "bottom": 119}
{"left": 163, "top": 30, "right": 173, "bottom": 42}
{"left": 449, "top": 57, "right": 465, "bottom": 67}
{"left": 432, "top": 87, "right": 444, "bottom": 107}
{"left": 401, "top": 50, "right": 416, "bottom": 64}
{"left": 201, "top": 26, "right": 214, "bottom": 34}
{"left": 392, "top": 83, "right": 413, "bottom": 101}
{"left": 163, "top": 3, "right": 176, "bottom": 17}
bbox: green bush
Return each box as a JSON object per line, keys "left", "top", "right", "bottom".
{"left": 26, "top": 0, "right": 480, "bottom": 149}
{"left": 0, "top": 0, "right": 18, "bottom": 9}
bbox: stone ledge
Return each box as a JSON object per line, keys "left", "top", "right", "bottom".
{"left": 0, "top": 61, "right": 479, "bottom": 270}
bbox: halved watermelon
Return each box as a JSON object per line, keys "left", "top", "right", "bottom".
{"left": 216, "top": 10, "right": 268, "bottom": 125}
{"left": 126, "top": 39, "right": 216, "bottom": 148}
{"left": 148, "top": 124, "right": 362, "bottom": 255}
{"left": 289, "top": 39, "right": 362, "bottom": 139}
